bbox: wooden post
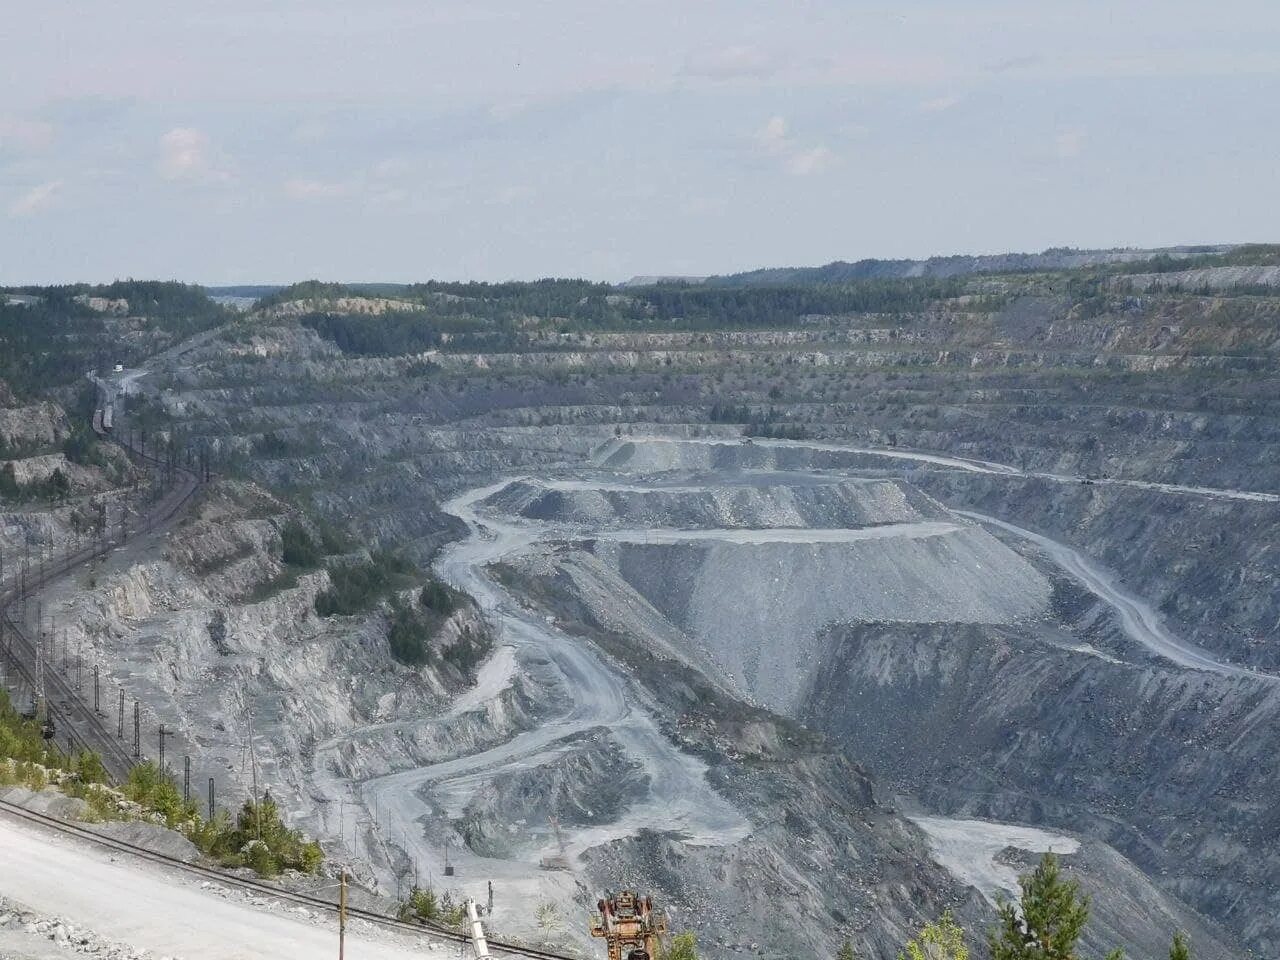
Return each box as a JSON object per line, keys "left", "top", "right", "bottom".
{"left": 339, "top": 870, "right": 347, "bottom": 960}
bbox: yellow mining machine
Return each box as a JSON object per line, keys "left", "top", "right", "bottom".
{"left": 590, "top": 891, "right": 667, "bottom": 960}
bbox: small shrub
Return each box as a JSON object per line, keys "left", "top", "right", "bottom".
{"left": 280, "top": 520, "right": 321, "bottom": 568}
{"left": 23, "top": 762, "right": 47, "bottom": 791}
{"left": 315, "top": 549, "right": 416, "bottom": 616}
{"left": 441, "top": 626, "right": 491, "bottom": 675}
{"left": 75, "top": 750, "right": 107, "bottom": 785}
{"left": 408, "top": 885, "right": 440, "bottom": 921}
{"left": 420, "top": 578, "right": 459, "bottom": 615}
{"left": 245, "top": 840, "right": 279, "bottom": 877}
{"left": 388, "top": 601, "right": 432, "bottom": 666}
{"left": 663, "top": 931, "right": 699, "bottom": 960}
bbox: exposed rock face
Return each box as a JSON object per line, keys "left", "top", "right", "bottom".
{"left": 1119, "top": 265, "right": 1280, "bottom": 291}
{"left": 30, "top": 478, "right": 500, "bottom": 890}
{"left": 913, "top": 474, "right": 1280, "bottom": 669}
{"left": 259, "top": 296, "right": 425, "bottom": 318}
{"left": 73, "top": 294, "right": 130, "bottom": 314}
{"left": 0, "top": 400, "right": 69, "bottom": 450}
{"left": 805, "top": 619, "right": 1280, "bottom": 956}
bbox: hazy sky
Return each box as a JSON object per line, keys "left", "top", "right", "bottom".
{"left": 3, "top": 0, "right": 1279, "bottom": 284}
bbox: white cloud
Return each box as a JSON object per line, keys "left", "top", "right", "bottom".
{"left": 788, "top": 146, "right": 836, "bottom": 176}
{"left": 680, "top": 195, "right": 728, "bottom": 216}
{"left": 9, "top": 180, "right": 63, "bottom": 217}
{"left": 0, "top": 117, "right": 55, "bottom": 153}
{"left": 920, "top": 95, "right": 961, "bottom": 113}
{"left": 488, "top": 185, "right": 534, "bottom": 205}
{"left": 755, "top": 116, "right": 836, "bottom": 176}
{"left": 283, "top": 177, "right": 349, "bottom": 200}
{"left": 756, "top": 115, "right": 790, "bottom": 153}
{"left": 157, "top": 127, "right": 230, "bottom": 182}
{"left": 370, "top": 157, "right": 411, "bottom": 180}
{"left": 685, "top": 45, "right": 778, "bottom": 81}
{"left": 1054, "top": 127, "right": 1086, "bottom": 158}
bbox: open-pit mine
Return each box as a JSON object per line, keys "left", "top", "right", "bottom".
{"left": 5, "top": 255, "right": 1280, "bottom": 959}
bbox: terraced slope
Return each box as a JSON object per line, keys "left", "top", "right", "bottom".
{"left": 66, "top": 258, "right": 1280, "bottom": 956}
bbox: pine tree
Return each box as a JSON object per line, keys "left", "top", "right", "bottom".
{"left": 1169, "top": 932, "right": 1191, "bottom": 960}
{"left": 837, "top": 939, "right": 857, "bottom": 960}
{"left": 988, "top": 853, "right": 1089, "bottom": 960}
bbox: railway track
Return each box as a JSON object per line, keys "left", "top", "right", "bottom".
{"left": 0, "top": 438, "right": 201, "bottom": 782}
{"left": 0, "top": 797, "right": 574, "bottom": 960}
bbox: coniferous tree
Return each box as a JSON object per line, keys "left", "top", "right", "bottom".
{"left": 837, "top": 940, "right": 857, "bottom": 960}
{"left": 1169, "top": 932, "right": 1191, "bottom": 960}
{"left": 988, "top": 853, "right": 1089, "bottom": 960}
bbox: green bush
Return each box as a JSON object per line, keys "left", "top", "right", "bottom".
{"left": 23, "top": 762, "right": 47, "bottom": 791}
{"left": 408, "top": 885, "right": 439, "bottom": 920}
{"left": 404, "top": 886, "right": 466, "bottom": 927}
{"left": 199, "top": 797, "right": 324, "bottom": 876}
{"left": 315, "top": 520, "right": 351, "bottom": 555}
{"left": 124, "top": 761, "right": 195, "bottom": 827}
{"left": 0, "top": 689, "right": 55, "bottom": 766}
{"left": 246, "top": 840, "right": 279, "bottom": 877}
{"left": 315, "top": 549, "right": 416, "bottom": 616}
{"left": 388, "top": 600, "right": 432, "bottom": 666}
{"left": 441, "top": 625, "right": 491, "bottom": 675}
{"left": 280, "top": 520, "right": 321, "bottom": 568}
{"left": 0, "top": 462, "right": 72, "bottom": 503}
{"left": 420, "top": 578, "right": 460, "bottom": 615}
{"left": 74, "top": 750, "right": 107, "bottom": 785}
{"left": 663, "top": 932, "right": 699, "bottom": 960}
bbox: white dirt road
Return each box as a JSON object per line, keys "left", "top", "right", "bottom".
{"left": 0, "top": 814, "right": 443, "bottom": 960}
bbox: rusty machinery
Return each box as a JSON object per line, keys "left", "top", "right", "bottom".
{"left": 590, "top": 891, "right": 667, "bottom": 960}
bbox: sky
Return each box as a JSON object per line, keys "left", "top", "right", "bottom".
{"left": 3, "top": 0, "right": 1279, "bottom": 285}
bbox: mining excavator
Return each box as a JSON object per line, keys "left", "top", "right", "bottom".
{"left": 590, "top": 891, "right": 667, "bottom": 960}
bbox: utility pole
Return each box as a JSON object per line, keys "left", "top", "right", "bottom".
{"left": 338, "top": 870, "right": 348, "bottom": 960}
{"left": 184, "top": 756, "right": 191, "bottom": 803}
{"left": 133, "top": 700, "right": 140, "bottom": 758}
{"left": 117, "top": 690, "right": 125, "bottom": 738}
{"left": 208, "top": 777, "right": 215, "bottom": 820}
{"left": 34, "top": 620, "right": 46, "bottom": 728}
{"left": 245, "top": 695, "right": 262, "bottom": 840}
{"left": 158, "top": 723, "right": 168, "bottom": 773}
